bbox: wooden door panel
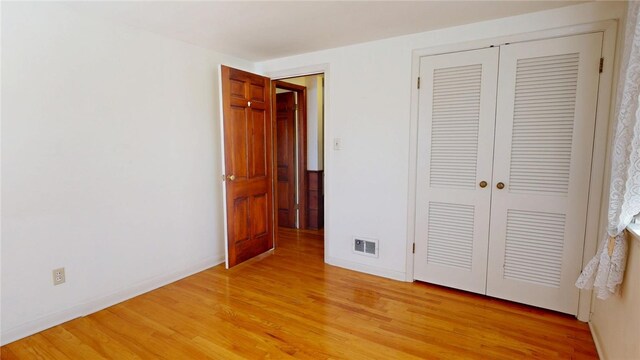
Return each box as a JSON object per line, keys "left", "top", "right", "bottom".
{"left": 252, "top": 194, "right": 268, "bottom": 237}
{"left": 250, "top": 109, "right": 267, "bottom": 178}
{"left": 277, "top": 181, "right": 289, "bottom": 225}
{"left": 221, "top": 65, "right": 273, "bottom": 267}
{"left": 277, "top": 167, "right": 289, "bottom": 182}
{"left": 235, "top": 234, "right": 269, "bottom": 264}
{"left": 230, "top": 79, "right": 245, "bottom": 99}
{"left": 229, "top": 106, "right": 249, "bottom": 180}
{"left": 232, "top": 197, "right": 250, "bottom": 242}
{"left": 250, "top": 84, "right": 266, "bottom": 102}
{"left": 276, "top": 121, "right": 288, "bottom": 168}
{"left": 307, "top": 170, "right": 324, "bottom": 229}
{"left": 276, "top": 92, "right": 297, "bottom": 228}
{"left": 278, "top": 211, "right": 289, "bottom": 226}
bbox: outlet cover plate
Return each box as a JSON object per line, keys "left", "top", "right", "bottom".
{"left": 53, "top": 267, "right": 65, "bottom": 286}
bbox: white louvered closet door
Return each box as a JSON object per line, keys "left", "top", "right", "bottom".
{"left": 486, "top": 33, "right": 602, "bottom": 314}
{"left": 414, "top": 48, "right": 499, "bottom": 294}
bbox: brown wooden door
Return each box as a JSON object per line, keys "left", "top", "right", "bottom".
{"left": 276, "top": 92, "right": 297, "bottom": 228}
{"left": 221, "top": 66, "right": 273, "bottom": 267}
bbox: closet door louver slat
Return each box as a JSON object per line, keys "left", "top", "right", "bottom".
{"left": 427, "top": 202, "right": 474, "bottom": 270}
{"left": 504, "top": 210, "right": 566, "bottom": 287}
{"left": 509, "top": 53, "right": 579, "bottom": 195}
{"left": 430, "top": 64, "right": 482, "bottom": 189}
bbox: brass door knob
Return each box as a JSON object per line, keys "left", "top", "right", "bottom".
{"left": 227, "top": 174, "right": 236, "bottom": 181}
{"left": 496, "top": 182, "right": 505, "bottom": 190}
{"left": 479, "top": 181, "right": 488, "bottom": 188}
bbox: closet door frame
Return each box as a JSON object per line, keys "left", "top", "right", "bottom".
{"left": 406, "top": 20, "right": 617, "bottom": 321}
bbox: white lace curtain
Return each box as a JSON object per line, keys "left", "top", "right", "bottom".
{"left": 576, "top": 1, "right": 640, "bottom": 299}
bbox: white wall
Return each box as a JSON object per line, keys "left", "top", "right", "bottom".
{"left": 588, "top": 3, "right": 640, "bottom": 358}
{"left": 1, "top": 2, "right": 253, "bottom": 344}
{"left": 303, "top": 75, "right": 324, "bottom": 171}
{"left": 2, "top": 0, "right": 633, "bottom": 353}
{"left": 590, "top": 234, "right": 640, "bottom": 359}
{"left": 257, "top": 1, "right": 625, "bottom": 281}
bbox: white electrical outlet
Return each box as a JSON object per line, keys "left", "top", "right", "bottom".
{"left": 52, "top": 267, "right": 66, "bottom": 286}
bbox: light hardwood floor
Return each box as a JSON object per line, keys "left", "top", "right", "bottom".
{"left": 2, "top": 227, "right": 597, "bottom": 359}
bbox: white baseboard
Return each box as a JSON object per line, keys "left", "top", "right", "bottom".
{"left": 1, "top": 255, "right": 224, "bottom": 346}
{"left": 326, "top": 256, "right": 406, "bottom": 281}
{"left": 589, "top": 321, "right": 605, "bottom": 360}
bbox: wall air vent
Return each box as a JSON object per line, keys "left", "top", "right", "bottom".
{"left": 353, "top": 237, "right": 379, "bottom": 258}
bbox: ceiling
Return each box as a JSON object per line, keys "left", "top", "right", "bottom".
{"left": 63, "top": 1, "right": 586, "bottom": 61}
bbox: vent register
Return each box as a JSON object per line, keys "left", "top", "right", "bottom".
{"left": 353, "top": 237, "right": 379, "bottom": 257}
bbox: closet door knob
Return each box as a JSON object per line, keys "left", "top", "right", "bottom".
{"left": 496, "top": 182, "right": 505, "bottom": 190}
{"left": 479, "top": 181, "right": 488, "bottom": 188}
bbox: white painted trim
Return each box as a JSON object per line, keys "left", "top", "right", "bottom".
{"left": 218, "top": 64, "right": 230, "bottom": 269}
{"left": 0, "top": 255, "right": 224, "bottom": 346}
{"left": 264, "top": 63, "right": 331, "bottom": 264}
{"left": 406, "top": 20, "right": 618, "bottom": 321}
{"left": 265, "top": 63, "right": 328, "bottom": 81}
{"left": 577, "top": 20, "right": 618, "bottom": 323}
{"left": 405, "top": 48, "right": 421, "bottom": 282}
{"left": 0, "top": 2, "right": 3, "bottom": 344}
{"left": 326, "top": 256, "right": 406, "bottom": 282}
{"left": 628, "top": 224, "right": 640, "bottom": 244}
{"left": 589, "top": 321, "right": 606, "bottom": 360}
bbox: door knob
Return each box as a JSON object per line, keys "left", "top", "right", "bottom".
{"left": 479, "top": 181, "right": 488, "bottom": 188}
{"left": 227, "top": 174, "right": 236, "bottom": 181}
{"left": 496, "top": 182, "right": 505, "bottom": 189}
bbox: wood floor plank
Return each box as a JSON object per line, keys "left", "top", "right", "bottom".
{"left": 1, "top": 227, "right": 597, "bottom": 359}
{"left": 0, "top": 335, "right": 70, "bottom": 360}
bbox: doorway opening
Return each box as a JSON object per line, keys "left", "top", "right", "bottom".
{"left": 273, "top": 74, "right": 325, "bottom": 238}
{"left": 220, "top": 65, "right": 326, "bottom": 267}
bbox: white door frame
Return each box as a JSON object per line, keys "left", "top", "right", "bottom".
{"left": 406, "top": 20, "right": 618, "bottom": 321}
{"left": 264, "top": 64, "right": 331, "bottom": 263}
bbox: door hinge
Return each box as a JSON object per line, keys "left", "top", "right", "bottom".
{"left": 599, "top": 58, "right": 604, "bottom": 73}
{"left": 417, "top": 77, "right": 421, "bottom": 89}
{"left": 221, "top": 174, "right": 226, "bottom": 182}
{"left": 295, "top": 204, "right": 299, "bottom": 210}
{"left": 412, "top": 243, "right": 416, "bottom": 254}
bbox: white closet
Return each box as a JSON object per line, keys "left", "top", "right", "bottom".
{"left": 414, "top": 32, "right": 603, "bottom": 315}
